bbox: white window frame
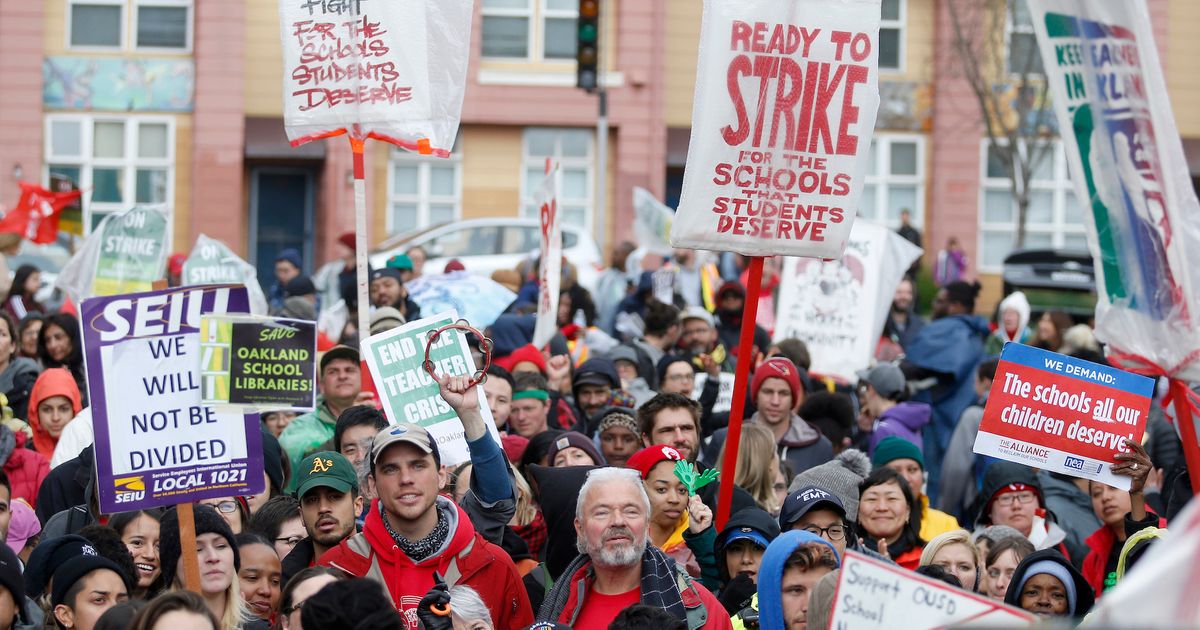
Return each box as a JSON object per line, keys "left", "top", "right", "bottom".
{"left": 43, "top": 113, "right": 177, "bottom": 236}
{"left": 879, "top": 0, "right": 906, "bottom": 73}
{"left": 66, "top": 0, "right": 126, "bottom": 51}
{"left": 520, "top": 128, "right": 594, "bottom": 230}
{"left": 1005, "top": 0, "right": 1041, "bottom": 76}
{"left": 385, "top": 146, "right": 463, "bottom": 235}
{"left": 480, "top": 0, "right": 578, "bottom": 63}
{"left": 860, "top": 133, "right": 925, "bottom": 230}
{"left": 66, "top": 0, "right": 193, "bottom": 53}
{"left": 977, "top": 139, "right": 1086, "bottom": 272}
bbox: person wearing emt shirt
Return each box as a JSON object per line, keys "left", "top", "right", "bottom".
{"left": 318, "top": 374, "right": 531, "bottom": 630}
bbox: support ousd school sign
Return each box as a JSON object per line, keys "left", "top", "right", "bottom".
{"left": 83, "top": 285, "right": 264, "bottom": 513}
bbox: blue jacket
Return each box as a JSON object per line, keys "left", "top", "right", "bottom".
{"left": 756, "top": 531, "right": 840, "bottom": 630}
{"left": 904, "top": 314, "right": 988, "bottom": 451}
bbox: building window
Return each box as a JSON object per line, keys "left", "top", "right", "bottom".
{"left": 44, "top": 114, "right": 175, "bottom": 233}
{"left": 522, "top": 128, "right": 593, "bottom": 229}
{"left": 978, "top": 140, "right": 1084, "bottom": 271}
{"left": 68, "top": 0, "right": 192, "bottom": 52}
{"left": 859, "top": 135, "right": 924, "bottom": 230}
{"left": 1007, "top": 0, "right": 1042, "bottom": 75}
{"left": 386, "top": 140, "right": 462, "bottom": 235}
{"left": 481, "top": 0, "right": 577, "bottom": 61}
{"left": 879, "top": 0, "right": 904, "bottom": 71}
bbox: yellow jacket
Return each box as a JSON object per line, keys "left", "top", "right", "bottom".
{"left": 919, "top": 495, "right": 961, "bottom": 541}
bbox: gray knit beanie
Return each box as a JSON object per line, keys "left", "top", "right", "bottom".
{"left": 788, "top": 449, "right": 871, "bottom": 522}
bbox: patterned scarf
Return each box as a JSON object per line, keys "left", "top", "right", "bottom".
{"left": 380, "top": 501, "right": 450, "bottom": 562}
{"left": 539, "top": 544, "right": 687, "bottom": 625}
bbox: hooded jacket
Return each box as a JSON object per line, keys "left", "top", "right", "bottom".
{"left": 867, "top": 402, "right": 931, "bottom": 455}
{"left": 905, "top": 314, "right": 989, "bottom": 502}
{"left": 757, "top": 531, "right": 840, "bottom": 630}
{"left": 568, "top": 358, "right": 620, "bottom": 435}
{"left": 0, "top": 425, "right": 48, "bottom": 506}
{"left": 27, "top": 368, "right": 82, "bottom": 460}
{"left": 985, "top": 291, "right": 1034, "bottom": 354}
{"left": 1002, "top": 549, "right": 1094, "bottom": 620}
{"left": 715, "top": 508, "right": 781, "bottom": 584}
{"left": 0, "top": 357, "right": 39, "bottom": 422}
{"left": 974, "top": 462, "right": 1073, "bottom": 562}
{"left": 701, "top": 413, "right": 833, "bottom": 478}
{"left": 319, "top": 497, "right": 533, "bottom": 630}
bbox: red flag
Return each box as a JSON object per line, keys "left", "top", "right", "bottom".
{"left": 0, "top": 182, "right": 82, "bottom": 244}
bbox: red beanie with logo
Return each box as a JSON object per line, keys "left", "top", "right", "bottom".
{"left": 751, "top": 357, "right": 801, "bottom": 403}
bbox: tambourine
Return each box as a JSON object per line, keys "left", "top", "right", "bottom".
{"left": 422, "top": 319, "right": 493, "bottom": 387}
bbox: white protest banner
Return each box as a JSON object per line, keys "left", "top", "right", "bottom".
{"left": 633, "top": 187, "right": 674, "bottom": 255}
{"left": 183, "top": 234, "right": 268, "bottom": 315}
{"left": 55, "top": 206, "right": 170, "bottom": 302}
{"left": 1086, "top": 495, "right": 1200, "bottom": 625}
{"left": 830, "top": 550, "right": 1036, "bottom": 629}
{"left": 532, "top": 166, "right": 562, "bottom": 349}
{"left": 693, "top": 372, "right": 735, "bottom": 414}
{"left": 83, "top": 285, "right": 263, "bottom": 513}
{"left": 671, "top": 0, "right": 881, "bottom": 259}
{"left": 974, "top": 343, "right": 1153, "bottom": 490}
{"left": 1028, "top": 1, "right": 1200, "bottom": 381}
{"left": 278, "top": 0, "right": 473, "bottom": 155}
{"left": 361, "top": 311, "right": 501, "bottom": 466}
{"left": 773, "top": 221, "right": 920, "bottom": 382}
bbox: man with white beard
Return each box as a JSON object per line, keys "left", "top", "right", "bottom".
{"left": 538, "top": 468, "right": 732, "bottom": 629}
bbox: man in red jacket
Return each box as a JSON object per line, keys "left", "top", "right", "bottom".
{"left": 319, "top": 374, "right": 532, "bottom": 630}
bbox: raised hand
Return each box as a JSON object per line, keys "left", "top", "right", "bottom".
{"left": 686, "top": 494, "right": 713, "bottom": 534}
{"left": 436, "top": 373, "right": 479, "bottom": 413}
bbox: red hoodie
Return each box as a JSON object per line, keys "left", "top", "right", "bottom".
{"left": 28, "top": 368, "right": 82, "bottom": 460}
{"left": 318, "top": 498, "right": 533, "bottom": 630}
{"left": 1081, "top": 511, "right": 1167, "bottom": 598}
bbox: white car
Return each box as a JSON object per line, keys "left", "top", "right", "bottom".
{"left": 369, "top": 218, "right": 605, "bottom": 291}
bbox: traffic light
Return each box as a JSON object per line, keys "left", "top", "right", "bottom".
{"left": 576, "top": 0, "right": 599, "bottom": 91}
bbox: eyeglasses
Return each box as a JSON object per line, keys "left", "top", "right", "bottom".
{"left": 205, "top": 500, "right": 238, "bottom": 514}
{"left": 275, "top": 535, "right": 305, "bottom": 547}
{"left": 284, "top": 598, "right": 310, "bottom": 616}
{"left": 993, "top": 491, "right": 1037, "bottom": 507}
{"left": 801, "top": 524, "right": 846, "bottom": 541}
{"left": 665, "top": 373, "right": 695, "bottom": 383}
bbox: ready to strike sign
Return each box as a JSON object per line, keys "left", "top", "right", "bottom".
{"left": 974, "top": 343, "right": 1154, "bottom": 490}
{"left": 671, "top": 0, "right": 881, "bottom": 259}
{"left": 83, "top": 285, "right": 264, "bottom": 513}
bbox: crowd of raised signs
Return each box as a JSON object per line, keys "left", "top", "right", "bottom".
{"left": 0, "top": 229, "right": 1187, "bottom": 630}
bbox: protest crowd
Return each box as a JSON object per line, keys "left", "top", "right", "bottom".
{"left": 0, "top": 228, "right": 1184, "bottom": 630}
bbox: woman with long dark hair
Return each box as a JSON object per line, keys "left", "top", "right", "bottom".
{"left": 38, "top": 312, "right": 87, "bottom": 406}
{"left": 3, "top": 265, "right": 44, "bottom": 321}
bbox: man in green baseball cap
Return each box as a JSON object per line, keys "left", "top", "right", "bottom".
{"left": 281, "top": 451, "right": 363, "bottom": 582}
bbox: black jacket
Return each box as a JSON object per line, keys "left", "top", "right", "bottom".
{"left": 281, "top": 538, "right": 317, "bottom": 585}
{"left": 35, "top": 445, "right": 91, "bottom": 524}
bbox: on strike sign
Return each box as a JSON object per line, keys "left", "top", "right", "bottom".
{"left": 974, "top": 343, "right": 1154, "bottom": 490}
{"left": 671, "top": 0, "right": 881, "bottom": 259}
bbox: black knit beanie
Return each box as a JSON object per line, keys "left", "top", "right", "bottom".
{"left": 158, "top": 504, "right": 241, "bottom": 588}
{"left": 261, "top": 431, "right": 285, "bottom": 494}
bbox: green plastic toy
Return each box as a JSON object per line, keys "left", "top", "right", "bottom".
{"left": 673, "top": 460, "right": 719, "bottom": 496}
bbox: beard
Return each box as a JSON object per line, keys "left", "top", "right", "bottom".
{"left": 578, "top": 526, "right": 646, "bottom": 568}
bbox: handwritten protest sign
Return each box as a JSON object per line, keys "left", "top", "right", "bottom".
{"left": 973, "top": 343, "right": 1153, "bottom": 490}
{"left": 532, "top": 167, "right": 561, "bottom": 349}
{"left": 278, "top": 0, "right": 472, "bottom": 155}
{"left": 83, "top": 285, "right": 263, "bottom": 513}
{"left": 670, "top": 0, "right": 881, "bottom": 258}
{"left": 200, "top": 316, "right": 317, "bottom": 411}
{"left": 56, "top": 207, "right": 170, "bottom": 301}
{"left": 361, "top": 311, "right": 501, "bottom": 466}
{"left": 1029, "top": 1, "right": 1200, "bottom": 382}
{"left": 183, "top": 235, "right": 268, "bottom": 315}
{"left": 830, "top": 550, "right": 1036, "bottom": 629}
{"left": 773, "top": 221, "right": 921, "bottom": 381}
{"left": 693, "top": 372, "right": 735, "bottom": 414}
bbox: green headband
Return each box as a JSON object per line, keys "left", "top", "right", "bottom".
{"left": 513, "top": 389, "right": 550, "bottom": 402}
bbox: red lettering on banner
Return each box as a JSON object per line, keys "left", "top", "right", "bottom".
{"left": 287, "top": 13, "right": 413, "bottom": 112}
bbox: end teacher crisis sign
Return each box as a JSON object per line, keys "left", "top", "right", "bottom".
{"left": 671, "top": 0, "right": 881, "bottom": 259}
{"left": 973, "top": 343, "right": 1154, "bottom": 491}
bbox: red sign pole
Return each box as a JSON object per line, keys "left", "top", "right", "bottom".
{"left": 716, "top": 255, "right": 764, "bottom": 530}
{"left": 1170, "top": 382, "right": 1200, "bottom": 493}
